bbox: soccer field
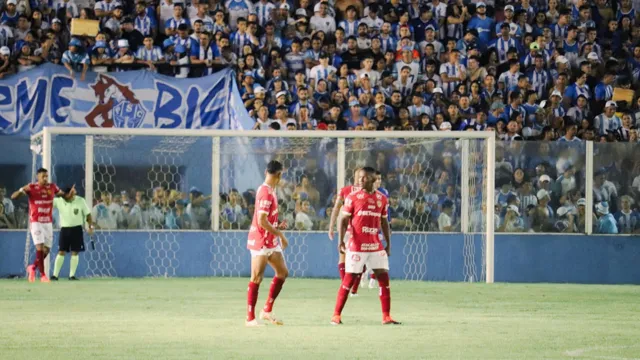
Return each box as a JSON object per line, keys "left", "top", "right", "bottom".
{"left": 1, "top": 278, "right": 638, "bottom": 360}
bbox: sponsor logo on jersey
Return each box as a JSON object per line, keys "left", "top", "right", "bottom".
{"left": 356, "top": 193, "right": 364, "bottom": 199}
{"left": 361, "top": 243, "right": 380, "bottom": 251}
{"left": 248, "top": 240, "right": 255, "bottom": 246}
{"left": 259, "top": 200, "right": 272, "bottom": 208}
{"left": 357, "top": 210, "right": 382, "bottom": 217}
{"left": 368, "top": 205, "right": 376, "bottom": 210}
{"left": 362, "top": 226, "right": 378, "bottom": 234}
{"left": 367, "top": 198, "right": 374, "bottom": 204}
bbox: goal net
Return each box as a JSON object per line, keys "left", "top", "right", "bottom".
{"left": 344, "top": 137, "right": 490, "bottom": 282}
{"left": 27, "top": 128, "right": 495, "bottom": 282}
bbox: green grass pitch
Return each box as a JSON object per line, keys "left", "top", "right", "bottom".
{"left": 1, "top": 278, "right": 639, "bottom": 359}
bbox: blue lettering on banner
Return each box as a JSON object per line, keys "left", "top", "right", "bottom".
{"left": 0, "top": 84, "right": 12, "bottom": 130}
{"left": 200, "top": 80, "right": 224, "bottom": 128}
{"left": 50, "top": 75, "right": 74, "bottom": 124}
{"left": 185, "top": 87, "right": 199, "bottom": 129}
{"left": 16, "top": 78, "right": 47, "bottom": 129}
{"left": 0, "top": 63, "right": 254, "bottom": 136}
{"left": 154, "top": 82, "right": 182, "bottom": 129}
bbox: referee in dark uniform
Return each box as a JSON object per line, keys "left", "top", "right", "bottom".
{"left": 51, "top": 185, "right": 94, "bottom": 280}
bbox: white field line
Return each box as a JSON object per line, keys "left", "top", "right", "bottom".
{"left": 565, "top": 345, "right": 640, "bottom": 359}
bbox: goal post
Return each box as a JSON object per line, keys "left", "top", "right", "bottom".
{"left": 31, "top": 127, "right": 496, "bottom": 283}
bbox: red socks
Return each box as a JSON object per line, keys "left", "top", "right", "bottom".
{"left": 263, "top": 277, "right": 285, "bottom": 313}
{"left": 334, "top": 273, "right": 355, "bottom": 316}
{"left": 370, "top": 273, "right": 376, "bottom": 280}
{"left": 351, "top": 273, "right": 362, "bottom": 294}
{"left": 248, "top": 277, "right": 286, "bottom": 321}
{"left": 377, "top": 272, "right": 391, "bottom": 317}
{"left": 247, "top": 282, "right": 260, "bottom": 321}
{"left": 34, "top": 250, "right": 45, "bottom": 277}
{"left": 338, "top": 263, "right": 345, "bottom": 281}
{"left": 351, "top": 265, "right": 367, "bottom": 294}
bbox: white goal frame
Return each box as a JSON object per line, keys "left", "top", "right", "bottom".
{"left": 31, "top": 127, "right": 497, "bottom": 283}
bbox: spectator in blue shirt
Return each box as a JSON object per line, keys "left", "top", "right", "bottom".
{"left": 466, "top": 2, "right": 494, "bottom": 50}
{"left": 563, "top": 72, "right": 590, "bottom": 108}
{"left": 594, "top": 71, "right": 615, "bottom": 104}
{"left": 62, "top": 38, "right": 90, "bottom": 81}
{"left": 165, "top": 200, "right": 193, "bottom": 230}
{"left": 596, "top": 201, "right": 618, "bottom": 234}
{"left": 614, "top": 195, "right": 640, "bottom": 234}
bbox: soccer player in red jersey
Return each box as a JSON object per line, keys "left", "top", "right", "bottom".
{"left": 246, "top": 160, "right": 290, "bottom": 327}
{"left": 362, "top": 170, "right": 390, "bottom": 289}
{"left": 331, "top": 167, "right": 401, "bottom": 325}
{"left": 328, "top": 168, "right": 363, "bottom": 289}
{"left": 11, "top": 168, "right": 65, "bottom": 283}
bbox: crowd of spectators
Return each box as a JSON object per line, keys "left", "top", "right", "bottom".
{"left": 2, "top": 136, "right": 640, "bottom": 234}
{"left": 3, "top": 0, "right": 640, "bottom": 233}
{"left": 0, "top": 0, "right": 638, "bottom": 137}
{"left": 86, "top": 187, "right": 211, "bottom": 230}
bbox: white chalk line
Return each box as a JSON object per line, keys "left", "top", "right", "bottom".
{"left": 564, "top": 344, "right": 640, "bottom": 360}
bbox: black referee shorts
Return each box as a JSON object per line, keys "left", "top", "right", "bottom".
{"left": 59, "top": 226, "right": 85, "bottom": 253}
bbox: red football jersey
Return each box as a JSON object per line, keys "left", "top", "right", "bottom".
{"left": 27, "top": 183, "right": 60, "bottom": 224}
{"left": 338, "top": 185, "right": 361, "bottom": 234}
{"left": 342, "top": 189, "right": 388, "bottom": 252}
{"left": 338, "top": 185, "right": 361, "bottom": 202}
{"left": 247, "top": 184, "right": 280, "bottom": 250}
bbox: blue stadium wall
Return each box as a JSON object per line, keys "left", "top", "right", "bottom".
{"left": 1, "top": 231, "right": 639, "bottom": 284}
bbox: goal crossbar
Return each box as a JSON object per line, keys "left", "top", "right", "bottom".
{"left": 31, "top": 127, "right": 496, "bottom": 283}
{"left": 34, "top": 127, "right": 495, "bottom": 140}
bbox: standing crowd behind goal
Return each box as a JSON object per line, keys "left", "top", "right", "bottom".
{"left": 3, "top": 135, "right": 639, "bottom": 234}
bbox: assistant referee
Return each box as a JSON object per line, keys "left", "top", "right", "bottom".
{"left": 52, "top": 186, "right": 94, "bottom": 281}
